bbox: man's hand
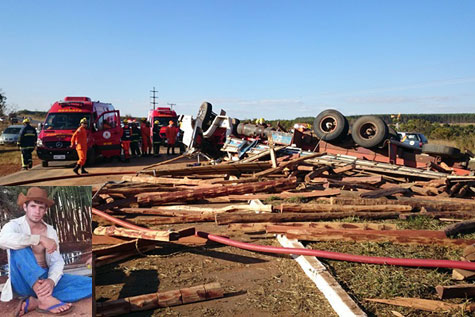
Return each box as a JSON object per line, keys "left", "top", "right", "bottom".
{"left": 36, "top": 278, "right": 55, "bottom": 297}
{"left": 39, "top": 235, "right": 57, "bottom": 254}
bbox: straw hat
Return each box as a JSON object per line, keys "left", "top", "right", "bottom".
{"left": 17, "top": 187, "right": 54, "bottom": 207}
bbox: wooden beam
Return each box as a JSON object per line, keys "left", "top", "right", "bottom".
{"left": 277, "top": 235, "right": 367, "bottom": 317}
{"left": 96, "top": 282, "right": 224, "bottom": 316}
{"left": 280, "top": 203, "right": 412, "bottom": 213}
{"left": 227, "top": 222, "right": 398, "bottom": 233}
{"left": 268, "top": 227, "right": 475, "bottom": 247}
{"left": 215, "top": 211, "right": 400, "bottom": 225}
{"left": 435, "top": 284, "right": 475, "bottom": 299}
{"left": 136, "top": 177, "right": 297, "bottom": 205}
{"left": 227, "top": 188, "right": 341, "bottom": 201}
{"left": 365, "top": 297, "right": 475, "bottom": 312}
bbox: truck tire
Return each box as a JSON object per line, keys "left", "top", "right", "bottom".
{"left": 313, "top": 109, "right": 349, "bottom": 142}
{"left": 351, "top": 116, "right": 388, "bottom": 148}
{"left": 422, "top": 144, "right": 460, "bottom": 157}
{"left": 42, "top": 161, "right": 48, "bottom": 167}
{"left": 197, "top": 102, "right": 214, "bottom": 131}
{"left": 86, "top": 147, "right": 96, "bottom": 166}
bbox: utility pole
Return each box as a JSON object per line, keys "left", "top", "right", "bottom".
{"left": 150, "top": 87, "right": 158, "bottom": 109}
{"left": 167, "top": 103, "right": 176, "bottom": 110}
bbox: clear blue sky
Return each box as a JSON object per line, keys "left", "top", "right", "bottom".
{"left": 0, "top": 1, "right": 474, "bottom": 120}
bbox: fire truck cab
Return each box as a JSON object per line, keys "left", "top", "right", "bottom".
{"left": 37, "top": 96, "right": 122, "bottom": 167}
{"left": 147, "top": 106, "right": 178, "bottom": 143}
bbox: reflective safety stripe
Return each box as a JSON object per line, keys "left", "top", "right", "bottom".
{"left": 20, "top": 147, "right": 35, "bottom": 150}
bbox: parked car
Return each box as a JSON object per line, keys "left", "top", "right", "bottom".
{"left": 397, "top": 132, "right": 428, "bottom": 148}
{"left": 0, "top": 125, "right": 24, "bottom": 145}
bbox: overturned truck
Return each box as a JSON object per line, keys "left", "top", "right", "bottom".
{"left": 180, "top": 102, "right": 473, "bottom": 176}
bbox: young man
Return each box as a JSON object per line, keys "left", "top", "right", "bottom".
{"left": 70, "top": 118, "right": 88, "bottom": 175}
{"left": 0, "top": 187, "right": 92, "bottom": 315}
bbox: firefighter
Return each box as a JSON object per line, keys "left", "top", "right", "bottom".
{"left": 121, "top": 120, "right": 132, "bottom": 162}
{"left": 165, "top": 120, "right": 178, "bottom": 155}
{"left": 70, "top": 118, "right": 88, "bottom": 175}
{"left": 140, "top": 118, "right": 151, "bottom": 156}
{"left": 17, "top": 118, "right": 37, "bottom": 170}
{"left": 152, "top": 120, "right": 161, "bottom": 157}
{"left": 130, "top": 121, "right": 141, "bottom": 157}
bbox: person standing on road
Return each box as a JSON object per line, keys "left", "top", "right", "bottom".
{"left": 121, "top": 120, "right": 132, "bottom": 162}
{"left": 70, "top": 118, "right": 88, "bottom": 175}
{"left": 130, "top": 121, "right": 141, "bottom": 157}
{"left": 140, "top": 118, "right": 151, "bottom": 156}
{"left": 152, "top": 120, "right": 161, "bottom": 157}
{"left": 18, "top": 118, "right": 38, "bottom": 170}
{"left": 165, "top": 120, "right": 178, "bottom": 155}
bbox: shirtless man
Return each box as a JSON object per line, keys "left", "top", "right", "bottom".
{"left": 0, "top": 187, "right": 92, "bottom": 315}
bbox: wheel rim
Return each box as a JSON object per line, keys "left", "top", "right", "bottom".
{"left": 319, "top": 116, "right": 338, "bottom": 133}
{"left": 359, "top": 122, "right": 378, "bottom": 140}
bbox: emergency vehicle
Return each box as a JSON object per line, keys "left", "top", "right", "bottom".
{"left": 37, "top": 96, "right": 122, "bottom": 167}
{"left": 147, "top": 106, "right": 178, "bottom": 143}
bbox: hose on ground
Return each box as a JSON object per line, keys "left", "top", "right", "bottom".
{"left": 92, "top": 208, "right": 475, "bottom": 270}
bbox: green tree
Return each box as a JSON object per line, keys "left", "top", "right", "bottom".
{"left": 0, "top": 89, "right": 6, "bottom": 117}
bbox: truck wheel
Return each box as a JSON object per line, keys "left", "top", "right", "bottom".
{"left": 422, "top": 144, "right": 460, "bottom": 157}
{"left": 42, "top": 161, "right": 48, "bottom": 167}
{"left": 86, "top": 148, "right": 96, "bottom": 166}
{"left": 197, "top": 102, "right": 214, "bottom": 131}
{"left": 313, "top": 109, "right": 349, "bottom": 142}
{"left": 351, "top": 116, "right": 388, "bottom": 148}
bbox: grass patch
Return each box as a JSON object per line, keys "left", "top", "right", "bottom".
{"left": 307, "top": 240, "right": 470, "bottom": 316}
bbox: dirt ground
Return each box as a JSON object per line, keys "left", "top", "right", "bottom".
{"left": 94, "top": 221, "right": 337, "bottom": 317}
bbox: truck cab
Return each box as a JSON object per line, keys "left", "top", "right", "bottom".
{"left": 37, "top": 96, "right": 122, "bottom": 167}
{"left": 147, "top": 107, "right": 178, "bottom": 142}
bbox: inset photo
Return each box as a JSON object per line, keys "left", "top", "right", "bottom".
{"left": 0, "top": 186, "right": 92, "bottom": 316}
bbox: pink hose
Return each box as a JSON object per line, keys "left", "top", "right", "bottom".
{"left": 92, "top": 208, "right": 475, "bottom": 270}
{"left": 196, "top": 231, "right": 475, "bottom": 271}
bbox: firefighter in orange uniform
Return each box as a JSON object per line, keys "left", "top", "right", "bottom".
{"left": 140, "top": 118, "right": 152, "bottom": 156}
{"left": 70, "top": 117, "right": 88, "bottom": 175}
{"left": 121, "top": 120, "right": 132, "bottom": 162}
{"left": 165, "top": 120, "right": 178, "bottom": 155}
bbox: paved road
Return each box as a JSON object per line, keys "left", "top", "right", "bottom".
{"left": 0, "top": 154, "right": 189, "bottom": 186}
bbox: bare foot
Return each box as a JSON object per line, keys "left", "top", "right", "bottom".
{"left": 37, "top": 295, "right": 72, "bottom": 314}
{"left": 18, "top": 297, "right": 38, "bottom": 316}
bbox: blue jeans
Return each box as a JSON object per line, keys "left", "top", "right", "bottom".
{"left": 10, "top": 247, "right": 92, "bottom": 302}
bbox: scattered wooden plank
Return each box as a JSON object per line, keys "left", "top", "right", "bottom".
{"left": 253, "top": 152, "right": 326, "bottom": 178}
{"left": 120, "top": 203, "right": 272, "bottom": 216}
{"left": 93, "top": 226, "right": 193, "bottom": 241}
{"left": 269, "top": 227, "right": 475, "bottom": 247}
{"left": 227, "top": 188, "right": 341, "bottom": 201}
{"left": 136, "top": 177, "right": 297, "bottom": 205}
{"left": 96, "top": 282, "right": 224, "bottom": 316}
{"left": 444, "top": 220, "right": 475, "bottom": 237}
{"left": 360, "top": 187, "right": 409, "bottom": 199}
{"left": 435, "top": 284, "right": 475, "bottom": 299}
{"left": 215, "top": 211, "right": 400, "bottom": 225}
{"left": 280, "top": 203, "right": 412, "bottom": 213}
{"left": 277, "top": 235, "right": 367, "bottom": 317}
{"left": 452, "top": 268, "right": 475, "bottom": 281}
{"left": 365, "top": 297, "right": 473, "bottom": 312}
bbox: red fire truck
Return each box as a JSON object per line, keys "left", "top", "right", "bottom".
{"left": 37, "top": 96, "right": 122, "bottom": 167}
{"left": 147, "top": 106, "right": 178, "bottom": 143}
